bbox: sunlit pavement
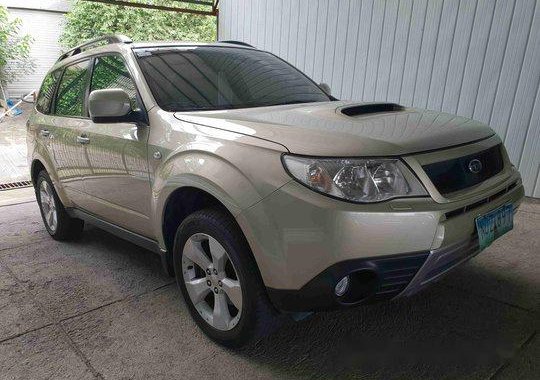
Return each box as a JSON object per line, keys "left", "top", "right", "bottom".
{"left": 0, "top": 189, "right": 538, "bottom": 379}
{"left": 0, "top": 102, "right": 31, "bottom": 184}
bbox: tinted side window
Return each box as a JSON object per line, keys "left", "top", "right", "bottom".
{"left": 90, "top": 55, "right": 138, "bottom": 109}
{"left": 36, "top": 70, "right": 61, "bottom": 114}
{"left": 55, "top": 60, "right": 90, "bottom": 117}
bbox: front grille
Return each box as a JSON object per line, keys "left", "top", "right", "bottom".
{"left": 444, "top": 181, "right": 518, "bottom": 219}
{"left": 423, "top": 144, "right": 504, "bottom": 195}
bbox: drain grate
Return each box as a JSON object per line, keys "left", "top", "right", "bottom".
{"left": 0, "top": 181, "right": 33, "bottom": 191}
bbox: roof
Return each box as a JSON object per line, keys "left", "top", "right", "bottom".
{"left": 45, "top": 36, "right": 260, "bottom": 114}
{"left": 51, "top": 36, "right": 256, "bottom": 70}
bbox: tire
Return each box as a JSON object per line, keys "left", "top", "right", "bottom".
{"left": 173, "top": 208, "right": 279, "bottom": 347}
{"left": 35, "top": 170, "right": 84, "bottom": 241}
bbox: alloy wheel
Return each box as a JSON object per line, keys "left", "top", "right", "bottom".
{"left": 39, "top": 180, "right": 58, "bottom": 232}
{"left": 181, "top": 233, "right": 243, "bottom": 331}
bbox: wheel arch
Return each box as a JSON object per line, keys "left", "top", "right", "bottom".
{"left": 162, "top": 186, "right": 225, "bottom": 272}
{"left": 29, "top": 155, "right": 72, "bottom": 207}
{"left": 150, "top": 149, "right": 287, "bottom": 282}
{"left": 159, "top": 185, "right": 261, "bottom": 279}
{"left": 30, "top": 159, "right": 46, "bottom": 186}
{"left": 151, "top": 151, "right": 265, "bottom": 248}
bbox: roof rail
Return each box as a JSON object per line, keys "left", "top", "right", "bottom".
{"left": 57, "top": 34, "right": 132, "bottom": 63}
{"left": 219, "top": 40, "right": 254, "bottom": 48}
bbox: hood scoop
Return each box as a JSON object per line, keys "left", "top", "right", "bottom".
{"left": 340, "top": 103, "right": 405, "bottom": 117}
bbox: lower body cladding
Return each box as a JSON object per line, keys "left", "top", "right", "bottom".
{"left": 266, "top": 237, "right": 480, "bottom": 312}
{"left": 237, "top": 176, "right": 524, "bottom": 313}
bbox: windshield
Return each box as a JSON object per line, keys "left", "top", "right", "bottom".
{"left": 134, "top": 46, "right": 331, "bottom": 112}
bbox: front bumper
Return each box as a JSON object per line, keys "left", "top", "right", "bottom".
{"left": 267, "top": 231, "right": 506, "bottom": 312}
{"left": 236, "top": 162, "right": 524, "bottom": 312}
{"left": 266, "top": 250, "right": 431, "bottom": 312}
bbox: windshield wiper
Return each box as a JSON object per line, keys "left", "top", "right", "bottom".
{"left": 274, "top": 100, "right": 317, "bottom": 106}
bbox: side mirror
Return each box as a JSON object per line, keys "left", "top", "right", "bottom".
{"left": 89, "top": 88, "right": 134, "bottom": 123}
{"left": 319, "top": 82, "right": 331, "bottom": 95}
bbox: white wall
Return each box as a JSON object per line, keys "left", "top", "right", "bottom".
{"left": 2, "top": 0, "right": 69, "bottom": 97}
{"left": 1, "top": 0, "right": 70, "bottom": 13}
{"left": 219, "top": 0, "right": 540, "bottom": 197}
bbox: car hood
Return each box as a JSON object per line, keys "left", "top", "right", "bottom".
{"left": 173, "top": 101, "right": 495, "bottom": 156}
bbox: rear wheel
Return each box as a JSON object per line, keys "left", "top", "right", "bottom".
{"left": 173, "top": 208, "right": 279, "bottom": 347}
{"left": 35, "top": 171, "right": 84, "bottom": 240}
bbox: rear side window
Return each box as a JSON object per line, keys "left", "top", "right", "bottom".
{"left": 90, "top": 55, "right": 138, "bottom": 110}
{"left": 36, "top": 70, "right": 61, "bottom": 114}
{"left": 55, "top": 60, "right": 91, "bottom": 117}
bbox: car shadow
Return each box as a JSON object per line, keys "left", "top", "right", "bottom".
{"left": 235, "top": 268, "right": 537, "bottom": 379}
{"left": 75, "top": 224, "right": 168, "bottom": 278}
{"left": 72, "top": 225, "right": 537, "bottom": 379}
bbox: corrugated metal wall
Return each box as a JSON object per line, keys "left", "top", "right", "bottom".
{"left": 219, "top": 0, "right": 540, "bottom": 197}
{"left": 5, "top": 8, "right": 66, "bottom": 98}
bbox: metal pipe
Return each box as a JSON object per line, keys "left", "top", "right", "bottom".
{"left": 81, "top": 0, "right": 217, "bottom": 16}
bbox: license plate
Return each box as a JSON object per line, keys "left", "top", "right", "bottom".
{"left": 475, "top": 203, "right": 514, "bottom": 251}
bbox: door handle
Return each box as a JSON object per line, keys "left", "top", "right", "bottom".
{"left": 77, "top": 135, "right": 90, "bottom": 145}
{"left": 40, "top": 129, "right": 50, "bottom": 137}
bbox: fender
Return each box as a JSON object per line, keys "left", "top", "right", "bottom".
{"left": 145, "top": 109, "right": 291, "bottom": 251}
{"left": 150, "top": 150, "right": 287, "bottom": 251}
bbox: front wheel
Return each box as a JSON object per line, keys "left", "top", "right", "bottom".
{"left": 173, "top": 208, "right": 279, "bottom": 347}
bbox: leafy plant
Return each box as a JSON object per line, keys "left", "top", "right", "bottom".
{"left": 60, "top": 0, "right": 217, "bottom": 49}
{"left": 0, "top": 6, "right": 35, "bottom": 88}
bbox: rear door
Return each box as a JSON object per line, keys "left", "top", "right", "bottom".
{"left": 78, "top": 54, "right": 152, "bottom": 237}
{"left": 32, "top": 69, "right": 62, "bottom": 177}
{"left": 49, "top": 59, "right": 93, "bottom": 206}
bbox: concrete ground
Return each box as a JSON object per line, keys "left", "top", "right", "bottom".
{"left": 0, "top": 102, "right": 32, "bottom": 184}
{"left": 0, "top": 189, "right": 538, "bottom": 380}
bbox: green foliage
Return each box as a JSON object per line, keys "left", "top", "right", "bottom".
{"left": 0, "top": 6, "right": 34, "bottom": 88}
{"left": 60, "top": 0, "right": 217, "bottom": 49}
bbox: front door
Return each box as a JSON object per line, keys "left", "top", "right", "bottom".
{"left": 77, "top": 54, "right": 152, "bottom": 237}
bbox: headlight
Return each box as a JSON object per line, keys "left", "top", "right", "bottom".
{"left": 282, "top": 155, "right": 427, "bottom": 203}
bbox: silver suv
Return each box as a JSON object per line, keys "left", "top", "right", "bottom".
{"left": 28, "top": 35, "right": 524, "bottom": 347}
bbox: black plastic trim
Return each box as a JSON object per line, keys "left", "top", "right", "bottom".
{"left": 67, "top": 208, "right": 163, "bottom": 255}
{"left": 340, "top": 103, "right": 404, "bottom": 116}
{"left": 91, "top": 109, "right": 147, "bottom": 125}
{"left": 266, "top": 251, "right": 429, "bottom": 312}
{"left": 445, "top": 181, "right": 518, "bottom": 220}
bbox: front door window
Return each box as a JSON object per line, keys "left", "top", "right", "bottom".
{"left": 55, "top": 61, "right": 90, "bottom": 117}
{"left": 90, "top": 55, "right": 139, "bottom": 109}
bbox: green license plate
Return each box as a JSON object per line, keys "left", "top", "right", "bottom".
{"left": 475, "top": 203, "right": 514, "bottom": 251}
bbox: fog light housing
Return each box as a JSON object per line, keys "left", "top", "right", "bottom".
{"left": 334, "top": 276, "right": 350, "bottom": 297}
